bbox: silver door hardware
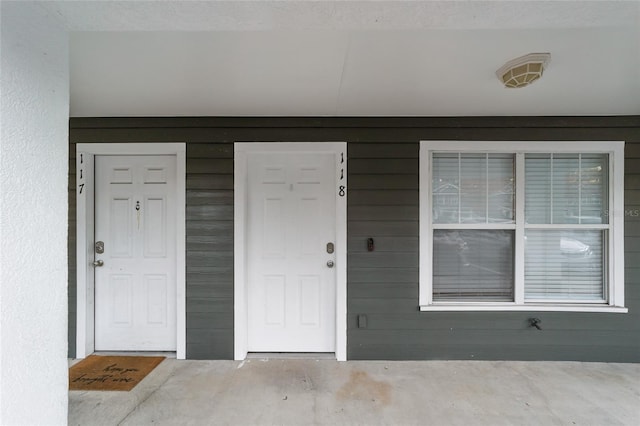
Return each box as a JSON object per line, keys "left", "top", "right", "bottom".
{"left": 327, "top": 260, "right": 334, "bottom": 268}
{"left": 92, "top": 260, "right": 104, "bottom": 267}
{"left": 326, "top": 242, "right": 334, "bottom": 254}
{"left": 95, "top": 241, "right": 104, "bottom": 254}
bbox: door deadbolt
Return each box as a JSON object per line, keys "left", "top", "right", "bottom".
{"left": 95, "top": 241, "right": 104, "bottom": 254}
{"left": 326, "top": 242, "right": 334, "bottom": 254}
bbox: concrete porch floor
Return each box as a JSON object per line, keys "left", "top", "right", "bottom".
{"left": 69, "top": 358, "right": 640, "bottom": 425}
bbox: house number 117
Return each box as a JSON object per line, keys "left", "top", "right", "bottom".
{"left": 78, "top": 154, "right": 84, "bottom": 194}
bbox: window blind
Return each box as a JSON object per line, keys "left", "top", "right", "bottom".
{"left": 432, "top": 153, "right": 514, "bottom": 224}
{"left": 524, "top": 230, "right": 605, "bottom": 301}
{"left": 524, "top": 153, "right": 608, "bottom": 302}
{"left": 433, "top": 230, "right": 514, "bottom": 301}
{"left": 422, "top": 140, "right": 623, "bottom": 310}
{"left": 525, "top": 154, "right": 608, "bottom": 225}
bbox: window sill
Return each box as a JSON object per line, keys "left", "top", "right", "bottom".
{"left": 419, "top": 304, "right": 628, "bottom": 313}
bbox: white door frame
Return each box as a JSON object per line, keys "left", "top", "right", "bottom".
{"left": 75, "top": 143, "right": 186, "bottom": 359}
{"left": 234, "top": 142, "right": 347, "bottom": 361}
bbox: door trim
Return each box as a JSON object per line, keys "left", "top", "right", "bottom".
{"left": 234, "top": 142, "right": 347, "bottom": 361}
{"left": 75, "top": 143, "right": 186, "bottom": 359}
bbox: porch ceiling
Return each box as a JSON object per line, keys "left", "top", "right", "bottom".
{"left": 41, "top": 0, "right": 640, "bottom": 117}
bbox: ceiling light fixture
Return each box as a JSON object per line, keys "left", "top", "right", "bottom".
{"left": 496, "top": 53, "right": 551, "bottom": 88}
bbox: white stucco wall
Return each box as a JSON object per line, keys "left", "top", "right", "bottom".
{"left": 0, "top": 2, "right": 69, "bottom": 424}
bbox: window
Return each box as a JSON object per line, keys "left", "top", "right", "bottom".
{"left": 419, "top": 141, "right": 626, "bottom": 312}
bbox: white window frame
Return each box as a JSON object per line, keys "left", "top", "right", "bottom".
{"left": 419, "top": 141, "right": 627, "bottom": 313}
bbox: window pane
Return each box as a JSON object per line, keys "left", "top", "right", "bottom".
{"left": 525, "top": 154, "right": 552, "bottom": 223}
{"left": 433, "top": 153, "right": 514, "bottom": 224}
{"left": 552, "top": 154, "right": 580, "bottom": 224}
{"left": 525, "top": 230, "right": 605, "bottom": 301}
{"left": 433, "top": 230, "right": 514, "bottom": 302}
{"left": 580, "top": 154, "right": 608, "bottom": 224}
{"left": 432, "top": 153, "right": 459, "bottom": 223}
{"left": 488, "top": 154, "right": 515, "bottom": 223}
{"left": 460, "top": 154, "right": 487, "bottom": 223}
{"left": 526, "top": 154, "right": 608, "bottom": 224}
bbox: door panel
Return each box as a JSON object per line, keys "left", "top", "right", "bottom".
{"left": 299, "top": 276, "right": 321, "bottom": 325}
{"left": 95, "top": 155, "right": 176, "bottom": 351}
{"left": 145, "top": 275, "right": 168, "bottom": 325}
{"left": 265, "top": 275, "right": 286, "bottom": 326}
{"left": 111, "top": 197, "right": 133, "bottom": 257}
{"left": 247, "top": 152, "right": 336, "bottom": 352}
{"left": 144, "top": 197, "right": 167, "bottom": 257}
{"left": 263, "top": 197, "right": 286, "bottom": 257}
{"left": 110, "top": 275, "right": 133, "bottom": 325}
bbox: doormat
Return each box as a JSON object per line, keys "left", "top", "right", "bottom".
{"left": 69, "top": 355, "right": 165, "bottom": 391}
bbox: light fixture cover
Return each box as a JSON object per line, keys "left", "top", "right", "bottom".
{"left": 496, "top": 53, "right": 551, "bottom": 88}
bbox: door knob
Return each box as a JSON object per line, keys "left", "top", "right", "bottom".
{"left": 327, "top": 260, "right": 334, "bottom": 268}
{"left": 92, "top": 260, "right": 104, "bottom": 267}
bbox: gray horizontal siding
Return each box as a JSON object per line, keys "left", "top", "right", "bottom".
{"left": 347, "top": 132, "right": 640, "bottom": 362}
{"left": 68, "top": 116, "right": 640, "bottom": 362}
{"left": 185, "top": 143, "right": 234, "bottom": 359}
{"left": 624, "top": 136, "right": 640, "bottom": 365}
{"left": 347, "top": 344, "right": 639, "bottom": 362}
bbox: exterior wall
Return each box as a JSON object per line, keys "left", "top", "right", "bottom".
{"left": 185, "top": 144, "right": 234, "bottom": 358}
{"left": 1, "top": 2, "right": 69, "bottom": 424}
{"left": 69, "top": 117, "right": 640, "bottom": 362}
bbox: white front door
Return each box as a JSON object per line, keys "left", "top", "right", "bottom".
{"left": 94, "top": 155, "right": 177, "bottom": 351}
{"left": 247, "top": 152, "right": 336, "bottom": 352}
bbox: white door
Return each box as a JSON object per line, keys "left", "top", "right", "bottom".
{"left": 247, "top": 152, "right": 336, "bottom": 352}
{"left": 94, "top": 155, "right": 177, "bottom": 351}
